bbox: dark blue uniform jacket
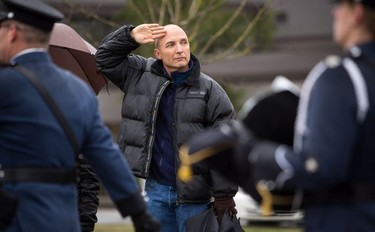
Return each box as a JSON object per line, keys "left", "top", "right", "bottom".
{"left": 0, "top": 51, "right": 144, "bottom": 231}
{"left": 288, "top": 42, "right": 375, "bottom": 231}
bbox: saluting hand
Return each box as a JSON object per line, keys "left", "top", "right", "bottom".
{"left": 130, "top": 24, "right": 166, "bottom": 45}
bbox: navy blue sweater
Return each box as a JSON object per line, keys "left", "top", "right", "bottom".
{"left": 150, "top": 62, "right": 193, "bottom": 186}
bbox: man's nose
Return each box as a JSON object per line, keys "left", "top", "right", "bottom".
{"left": 176, "top": 44, "right": 183, "bottom": 52}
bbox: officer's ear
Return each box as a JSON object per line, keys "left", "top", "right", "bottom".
{"left": 352, "top": 2, "right": 365, "bottom": 25}
{"left": 3, "top": 22, "right": 19, "bottom": 43}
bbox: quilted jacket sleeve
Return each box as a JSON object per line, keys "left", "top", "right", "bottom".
{"left": 95, "top": 25, "right": 147, "bottom": 91}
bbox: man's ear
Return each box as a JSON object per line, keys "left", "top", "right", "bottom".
{"left": 154, "top": 48, "right": 161, "bottom": 59}
{"left": 9, "top": 24, "right": 19, "bottom": 43}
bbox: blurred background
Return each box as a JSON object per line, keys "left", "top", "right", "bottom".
{"left": 46, "top": 0, "right": 341, "bottom": 120}
{"left": 45, "top": 0, "right": 341, "bottom": 230}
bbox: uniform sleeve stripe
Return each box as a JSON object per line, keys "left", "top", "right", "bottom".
{"left": 343, "top": 58, "right": 369, "bottom": 123}
{"left": 294, "top": 61, "right": 327, "bottom": 152}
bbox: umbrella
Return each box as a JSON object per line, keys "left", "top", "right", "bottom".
{"left": 48, "top": 23, "right": 106, "bottom": 95}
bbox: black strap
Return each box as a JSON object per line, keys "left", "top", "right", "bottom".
{"left": 1, "top": 168, "right": 76, "bottom": 184}
{"left": 15, "top": 65, "right": 80, "bottom": 155}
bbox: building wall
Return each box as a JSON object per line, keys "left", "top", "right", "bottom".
{"left": 270, "top": 0, "right": 333, "bottom": 39}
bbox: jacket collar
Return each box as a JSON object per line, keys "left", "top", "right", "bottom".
{"left": 151, "top": 53, "right": 201, "bottom": 85}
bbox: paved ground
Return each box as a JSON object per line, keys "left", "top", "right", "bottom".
{"left": 96, "top": 208, "right": 130, "bottom": 224}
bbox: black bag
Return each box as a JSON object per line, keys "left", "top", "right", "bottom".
{"left": 220, "top": 210, "right": 245, "bottom": 232}
{"left": 0, "top": 189, "right": 18, "bottom": 230}
{"left": 186, "top": 207, "right": 245, "bottom": 232}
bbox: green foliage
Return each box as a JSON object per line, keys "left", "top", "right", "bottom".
{"left": 112, "top": 0, "right": 275, "bottom": 60}
{"left": 61, "top": 0, "right": 275, "bottom": 60}
{"left": 193, "top": 7, "right": 275, "bottom": 56}
{"left": 105, "top": 0, "right": 275, "bottom": 109}
{"left": 250, "top": 8, "right": 276, "bottom": 51}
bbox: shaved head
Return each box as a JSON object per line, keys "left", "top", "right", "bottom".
{"left": 153, "top": 24, "right": 191, "bottom": 75}
{"left": 155, "top": 24, "right": 187, "bottom": 48}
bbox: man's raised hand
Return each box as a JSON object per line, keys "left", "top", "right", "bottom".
{"left": 130, "top": 24, "right": 166, "bottom": 45}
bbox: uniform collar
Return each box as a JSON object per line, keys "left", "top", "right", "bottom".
{"left": 151, "top": 53, "right": 202, "bottom": 85}
{"left": 357, "top": 41, "right": 375, "bottom": 60}
{"left": 10, "top": 48, "right": 51, "bottom": 65}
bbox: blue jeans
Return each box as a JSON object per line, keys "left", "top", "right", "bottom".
{"left": 145, "top": 178, "right": 209, "bottom": 232}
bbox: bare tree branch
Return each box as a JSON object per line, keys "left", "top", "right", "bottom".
{"left": 215, "top": 1, "right": 270, "bottom": 60}
{"left": 128, "top": 0, "right": 148, "bottom": 23}
{"left": 204, "top": 46, "right": 254, "bottom": 64}
{"left": 146, "top": 0, "right": 157, "bottom": 22}
{"left": 187, "top": 0, "right": 223, "bottom": 44}
{"left": 58, "top": 0, "right": 274, "bottom": 64}
{"left": 196, "top": 0, "right": 247, "bottom": 57}
{"left": 158, "top": 0, "right": 169, "bottom": 25}
{"left": 59, "top": 0, "right": 121, "bottom": 28}
{"left": 174, "top": 0, "right": 182, "bottom": 23}
{"left": 165, "top": 1, "right": 176, "bottom": 23}
{"left": 187, "top": 0, "right": 201, "bottom": 20}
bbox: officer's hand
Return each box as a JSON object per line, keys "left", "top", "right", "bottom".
{"left": 179, "top": 122, "right": 256, "bottom": 185}
{"left": 131, "top": 211, "right": 160, "bottom": 232}
{"left": 130, "top": 24, "right": 166, "bottom": 44}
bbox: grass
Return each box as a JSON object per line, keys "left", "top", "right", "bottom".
{"left": 94, "top": 223, "right": 303, "bottom": 232}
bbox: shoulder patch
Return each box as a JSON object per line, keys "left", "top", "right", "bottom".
{"left": 324, "top": 55, "right": 341, "bottom": 68}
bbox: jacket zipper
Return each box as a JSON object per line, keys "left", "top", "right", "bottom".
{"left": 173, "top": 85, "right": 179, "bottom": 206}
{"left": 144, "top": 80, "right": 171, "bottom": 175}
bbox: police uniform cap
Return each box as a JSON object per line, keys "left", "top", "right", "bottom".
{"left": 355, "top": 0, "right": 375, "bottom": 8}
{"left": 331, "top": 0, "right": 375, "bottom": 8}
{"left": 0, "top": 0, "right": 64, "bottom": 32}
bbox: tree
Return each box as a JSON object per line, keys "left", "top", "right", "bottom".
{"left": 57, "top": 0, "right": 275, "bottom": 64}
{"left": 122, "top": 0, "right": 274, "bottom": 63}
{"left": 53, "top": 0, "right": 275, "bottom": 111}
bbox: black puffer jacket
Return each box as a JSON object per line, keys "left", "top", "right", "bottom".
{"left": 96, "top": 25, "right": 238, "bottom": 203}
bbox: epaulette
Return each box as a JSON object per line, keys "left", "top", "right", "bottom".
{"left": 324, "top": 55, "right": 341, "bottom": 68}
{"left": 348, "top": 46, "right": 362, "bottom": 59}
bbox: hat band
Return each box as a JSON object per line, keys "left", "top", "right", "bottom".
{"left": 331, "top": 0, "right": 375, "bottom": 8}
{"left": 8, "top": 9, "right": 54, "bottom": 32}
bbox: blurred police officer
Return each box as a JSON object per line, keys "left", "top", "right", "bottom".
{"left": 183, "top": 0, "right": 375, "bottom": 231}
{"left": 0, "top": 0, "right": 159, "bottom": 231}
